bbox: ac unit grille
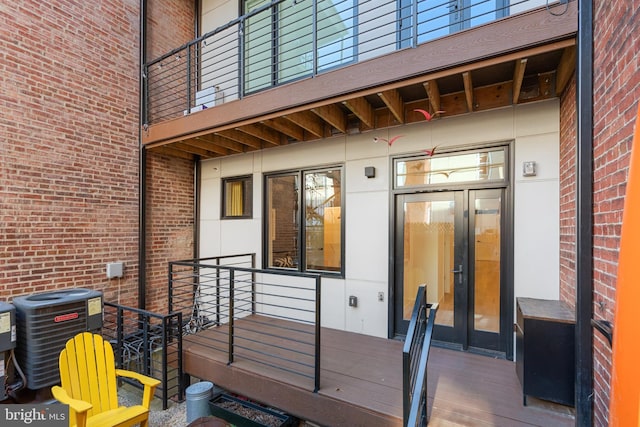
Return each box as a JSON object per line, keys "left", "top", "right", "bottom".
{"left": 13, "top": 289, "right": 103, "bottom": 390}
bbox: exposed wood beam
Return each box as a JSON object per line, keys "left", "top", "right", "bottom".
{"left": 216, "top": 129, "right": 263, "bottom": 149}
{"left": 261, "top": 117, "right": 304, "bottom": 141}
{"left": 238, "top": 123, "right": 282, "bottom": 146}
{"left": 187, "top": 137, "right": 230, "bottom": 156}
{"left": 342, "top": 97, "right": 374, "bottom": 129}
{"left": 424, "top": 80, "right": 441, "bottom": 114}
{"left": 311, "top": 104, "right": 348, "bottom": 134}
{"left": 462, "top": 72, "right": 474, "bottom": 112}
{"left": 148, "top": 145, "right": 196, "bottom": 160}
{"left": 512, "top": 58, "right": 528, "bottom": 103}
{"left": 283, "top": 111, "right": 325, "bottom": 138}
{"left": 172, "top": 141, "right": 220, "bottom": 158}
{"left": 474, "top": 81, "right": 512, "bottom": 111}
{"left": 377, "top": 89, "right": 404, "bottom": 124}
{"left": 197, "top": 134, "right": 246, "bottom": 153}
{"left": 556, "top": 45, "right": 577, "bottom": 95}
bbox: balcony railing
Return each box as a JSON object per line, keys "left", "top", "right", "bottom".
{"left": 403, "top": 285, "right": 438, "bottom": 426}
{"left": 168, "top": 254, "right": 322, "bottom": 392}
{"left": 143, "top": 0, "right": 549, "bottom": 126}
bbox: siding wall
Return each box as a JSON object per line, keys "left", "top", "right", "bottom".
{"left": 200, "top": 100, "right": 561, "bottom": 339}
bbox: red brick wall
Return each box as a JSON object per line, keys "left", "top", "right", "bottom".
{"left": 144, "top": 1, "right": 196, "bottom": 313}
{"left": 144, "top": 151, "right": 195, "bottom": 314}
{"left": 1, "top": 1, "right": 141, "bottom": 305}
{"left": 559, "top": 75, "right": 577, "bottom": 312}
{"left": 1, "top": 0, "right": 196, "bottom": 311}
{"left": 592, "top": 0, "right": 640, "bottom": 424}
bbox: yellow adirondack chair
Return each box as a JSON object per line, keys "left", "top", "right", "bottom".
{"left": 51, "top": 332, "right": 161, "bottom": 427}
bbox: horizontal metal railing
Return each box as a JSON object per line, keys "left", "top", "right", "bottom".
{"left": 169, "top": 254, "right": 322, "bottom": 392}
{"left": 403, "top": 285, "right": 438, "bottom": 426}
{"left": 102, "top": 302, "right": 184, "bottom": 410}
{"left": 144, "top": 0, "right": 546, "bottom": 125}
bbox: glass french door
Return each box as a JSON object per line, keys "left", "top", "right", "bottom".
{"left": 395, "top": 188, "right": 505, "bottom": 352}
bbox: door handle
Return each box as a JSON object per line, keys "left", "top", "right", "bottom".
{"left": 451, "top": 264, "right": 463, "bottom": 284}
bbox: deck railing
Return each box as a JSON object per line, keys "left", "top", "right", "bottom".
{"left": 102, "top": 302, "right": 184, "bottom": 410}
{"left": 403, "top": 285, "right": 438, "bottom": 426}
{"left": 169, "top": 254, "right": 322, "bottom": 392}
{"left": 143, "top": 0, "right": 546, "bottom": 125}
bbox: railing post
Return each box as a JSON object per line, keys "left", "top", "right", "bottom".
{"left": 412, "top": 0, "right": 418, "bottom": 48}
{"left": 238, "top": 19, "right": 245, "bottom": 98}
{"left": 168, "top": 262, "right": 174, "bottom": 313}
{"left": 186, "top": 46, "right": 192, "bottom": 113}
{"left": 228, "top": 269, "right": 235, "bottom": 365}
{"left": 312, "top": 0, "right": 318, "bottom": 76}
{"left": 162, "top": 316, "right": 169, "bottom": 409}
{"left": 177, "top": 311, "right": 184, "bottom": 401}
{"left": 116, "top": 306, "right": 124, "bottom": 368}
{"left": 314, "top": 275, "right": 321, "bottom": 393}
{"left": 216, "top": 258, "right": 221, "bottom": 326}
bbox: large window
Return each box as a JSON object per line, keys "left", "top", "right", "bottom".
{"left": 244, "top": 0, "right": 355, "bottom": 93}
{"left": 265, "top": 167, "right": 343, "bottom": 274}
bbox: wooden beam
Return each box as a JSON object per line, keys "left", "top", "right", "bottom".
{"left": 186, "top": 137, "right": 230, "bottom": 156}
{"left": 238, "top": 123, "right": 282, "bottom": 146}
{"left": 198, "top": 134, "right": 246, "bottom": 153}
{"left": 423, "top": 80, "right": 441, "bottom": 114}
{"left": 342, "top": 97, "right": 374, "bottom": 129}
{"left": 556, "top": 46, "right": 577, "bottom": 95}
{"left": 512, "top": 58, "right": 528, "bottom": 103}
{"left": 462, "top": 72, "right": 474, "bottom": 112}
{"left": 261, "top": 117, "right": 304, "bottom": 141}
{"left": 283, "top": 111, "right": 325, "bottom": 138}
{"left": 172, "top": 141, "right": 220, "bottom": 158}
{"left": 311, "top": 104, "right": 348, "bottom": 134}
{"left": 377, "top": 89, "right": 404, "bottom": 124}
{"left": 148, "top": 145, "right": 196, "bottom": 160}
{"left": 216, "top": 129, "right": 263, "bottom": 149}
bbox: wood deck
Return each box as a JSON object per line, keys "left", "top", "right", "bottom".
{"left": 183, "top": 316, "right": 574, "bottom": 426}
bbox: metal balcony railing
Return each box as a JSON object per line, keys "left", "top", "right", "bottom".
{"left": 143, "top": 0, "right": 547, "bottom": 126}
{"left": 102, "top": 302, "right": 184, "bottom": 410}
{"left": 403, "top": 285, "right": 438, "bottom": 426}
{"left": 169, "top": 253, "right": 322, "bottom": 392}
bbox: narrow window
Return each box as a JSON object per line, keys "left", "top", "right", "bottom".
{"left": 222, "top": 176, "right": 253, "bottom": 219}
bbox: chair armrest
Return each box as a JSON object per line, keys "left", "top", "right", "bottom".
{"left": 115, "top": 369, "right": 161, "bottom": 388}
{"left": 52, "top": 385, "right": 92, "bottom": 427}
{"left": 115, "top": 369, "right": 161, "bottom": 410}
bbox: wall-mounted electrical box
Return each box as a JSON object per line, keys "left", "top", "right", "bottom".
{"left": 106, "top": 262, "right": 124, "bottom": 279}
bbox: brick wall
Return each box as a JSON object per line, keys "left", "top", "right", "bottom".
{"left": 1, "top": 1, "right": 141, "bottom": 305}
{"left": 559, "top": 75, "right": 576, "bottom": 311}
{"left": 143, "top": 0, "right": 196, "bottom": 313}
{"left": 1, "top": 0, "right": 195, "bottom": 311}
{"left": 592, "top": 0, "right": 640, "bottom": 424}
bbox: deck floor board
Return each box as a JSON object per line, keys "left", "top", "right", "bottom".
{"left": 184, "top": 315, "right": 574, "bottom": 426}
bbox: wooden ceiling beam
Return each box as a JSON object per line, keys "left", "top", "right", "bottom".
{"left": 283, "top": 111, "right": 325, "bottom": 138}
{"left": 148, "top": 145, "right": 197, "bottom": 160}
{"left": 377, "top": 89, "right": 405, "bottom": 124}
{"left": 187, "top": 137, "right": 230, "bottom": 155}
{"left": 238, "top": 123, "right": 282, "bottom": 146}
{"left": 512, "top": 58, "right": 528, "bottom": 103}
{"left": 261, "top": 117, "right": 304, "bottom": 141}
{"left": 342, "top": 97, "right": 374, "bottom": 129}
{"left": 200, "top": 133, "right": 248, "bottom": 153}
{"left": 311, "top": 104, "right": 348, "bottom": 134}
{"left": 216, "top": 129, "right": 263, "bottom": 149}
{"left": 172, "top": 141, "right": 221, "bottom": 158}
{"left": 556, "top": 46, "right": 576, "bottom": 95}
{"left": 462, "top": 72, "right": 474, "bottom": 112}
{"left": 423, "top": 80, "right": 441, "bottom": 113}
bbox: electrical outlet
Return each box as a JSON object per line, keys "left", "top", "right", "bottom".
{"left": 378, "top": 292, "right": 384, "bottom": 302}
{"left": 348, "top": 295, "right": 358, "bottom": 307}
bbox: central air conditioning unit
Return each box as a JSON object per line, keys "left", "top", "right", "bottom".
{"left": 13, "top": 288, "right": 103, "bottom": 390}
{"left": 0, "top": 301, "right": 16, "bottom": 400}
